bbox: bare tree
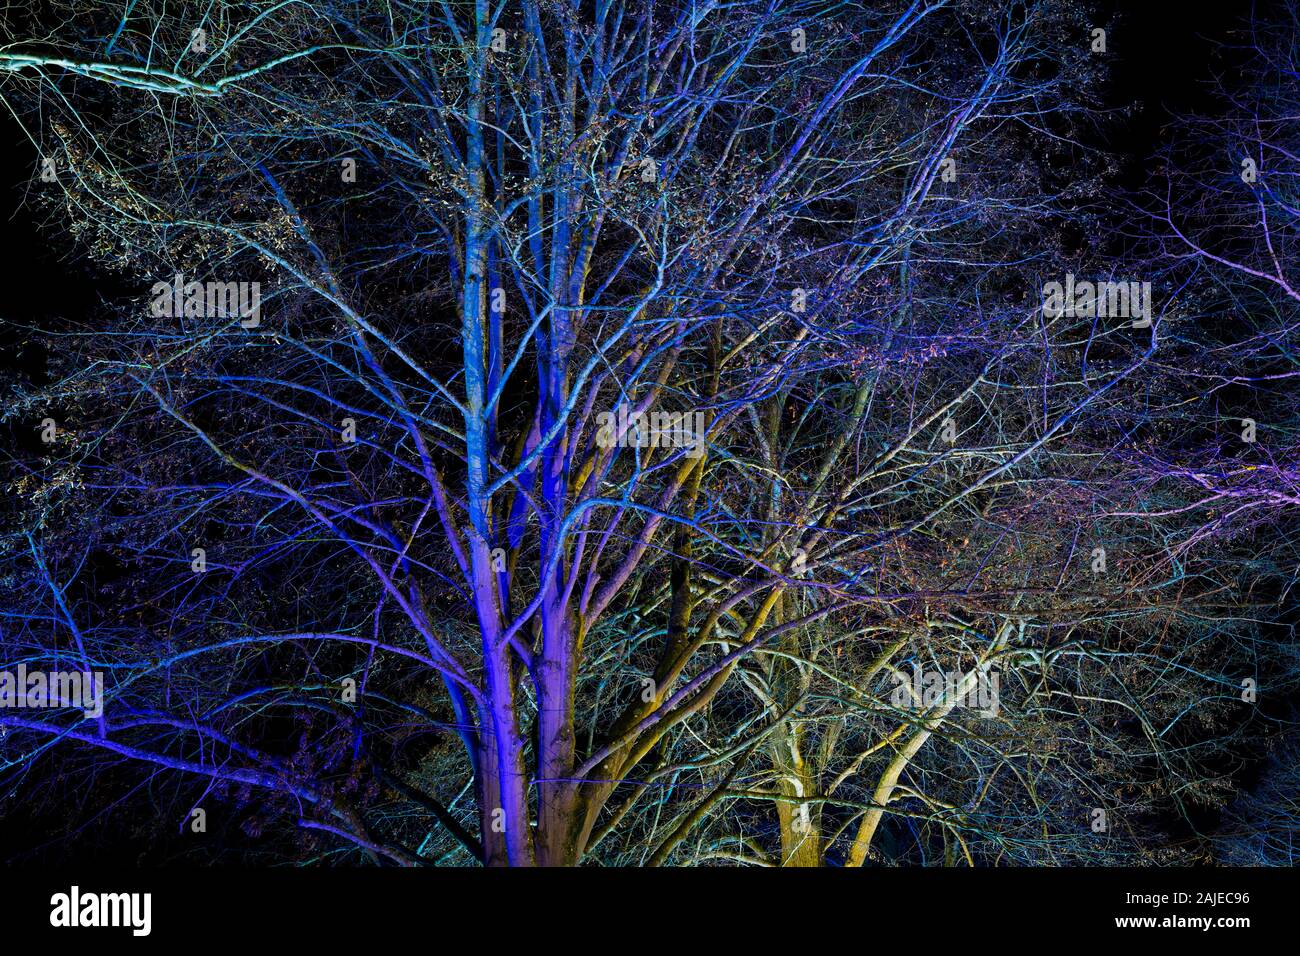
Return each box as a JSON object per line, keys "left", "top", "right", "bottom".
{"left": 0, "top": 0, "right": 1289, "bottom": 866}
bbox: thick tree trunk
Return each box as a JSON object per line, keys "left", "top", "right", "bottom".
{"left": 769, "top": 722, "right": 822, "bottom": 867}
